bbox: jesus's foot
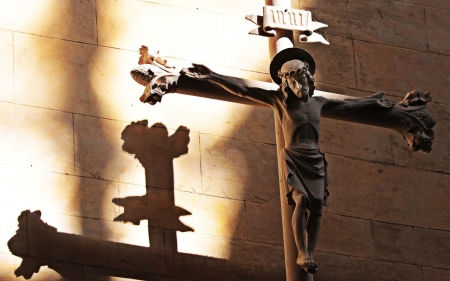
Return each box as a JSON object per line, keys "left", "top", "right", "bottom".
{"left": 297, "top": 256, "right": 318, "bottom": 274}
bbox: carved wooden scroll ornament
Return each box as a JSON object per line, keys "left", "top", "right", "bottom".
{"left": 246, "top": 6, "right": 329, "bottom": 45}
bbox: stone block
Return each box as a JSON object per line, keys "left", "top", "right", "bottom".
{"left": 299, "top": 0, "right": 351, "bottom": 37}
{"left": 318, "top": 213, "right": 374, "bottom": 259}
{"left": 0, "top": 102, "right": 74, "bottom": 174}
{"left": 320, "top": 118, "right": 411, "bottom": 167}
{"left": 173, "top": 133, "right": 203, "bottom": 193}
{"left": 326, "top": 154, "right": 450, "bottom": 231}
{"left": 0, "top": 0, "right": 96, "bottom": 44}
{"left": 74, "top": 114, "right": 144, "bottom": 185}
{"left": 400, "top": 0, "right": 450, "bottom": 10}
{"left": 176, "top": 190, "right": 247, "bottom": 239}
{"left": 315, "top": 82, "right": 374, "bottom": 98}
{"left": 74, "top": 115, "right": 202, "bottom": 191}
{"left": 347, "top": 0, "right": 427, "bottom": 51}
{"left": 372, "top": 221, "right": 450, "bottom": 269}
{"left": 199, "top": 134, "right": 279, "bottom": 205}
{"left": 354, "top": 40, "right": 450, "bottom": 104}
{"left": 314, "top": 251, "right": 422, "bottom": 281}
{"left": 65, "top": 177, "right": 121, "bottom": 221}
{"left": 246, "top": 202, "right": 283, "bottom": 244}
{"left": 298, "top": 35, "right": 356, "bottom": 89}
{"left": 146, "top": 94, "right": 276, "bottom": 144}
{"left": 0, "top": 253, "right": 83, "bottom": 281}
{"left": 175, "top": 232, "right": 235, "bottom": 260}
{"left": 411, "top": 102, "right": 450, "bottom": 173}
{"left": 0, "top": 164, "right": 121, "bottom": 222}
{"left": 221, "top": 15, "right": 271, "bottom": 73}
{"left": 169, "top": 232, "right": 285, "bottom": 281}
{"left": 423, "top": 267, "right": 450, "bottom": 281}
{"left": 0, "top": 31, "right": 13, "bottom": 103}
{"left": 426, "top": 7, "right": 450, "bottom": 55}
{"left": 213, "top": 65, "right": 272, "bottom": 82}
{"left": 14, "top": 33, "right": 148, "bottom": 122}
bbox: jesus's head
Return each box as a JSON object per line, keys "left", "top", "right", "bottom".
{"left": 279, "top": 59, "right": 315, "bottom": 101}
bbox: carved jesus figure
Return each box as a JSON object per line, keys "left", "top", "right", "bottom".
{"left": 181, "top": 48, "right": 395, "bottom": 274}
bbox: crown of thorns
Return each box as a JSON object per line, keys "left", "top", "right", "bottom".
{"left": 277, "top": 62, "right": 309, "bottom": 79}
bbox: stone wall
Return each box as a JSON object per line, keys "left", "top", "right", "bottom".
{"left": 0, "top": 0, "right": 449, "bottom": 280}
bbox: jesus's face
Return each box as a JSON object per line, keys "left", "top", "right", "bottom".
{"left": 285, "top": 72, "right": 309, "bottom": 99}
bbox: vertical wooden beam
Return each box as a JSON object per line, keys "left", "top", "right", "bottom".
{"left": 267, "top": 1, "right": 312, "bottom": 280}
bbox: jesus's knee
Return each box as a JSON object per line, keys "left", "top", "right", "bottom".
{"left": 291, "top": 189, "right": 307, "bottom": 206}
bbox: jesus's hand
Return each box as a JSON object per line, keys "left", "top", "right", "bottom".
{"left": 373, "top": 92, "right": 395, "bottom": 108}
{"left": 181, "top": 63, "right": 214, "bottom": 80}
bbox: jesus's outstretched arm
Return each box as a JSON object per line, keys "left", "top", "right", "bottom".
{"left": 181, "top": 64, "right": 278, "bottom": 107}
{"left": 320, "top": 92, "right": 395, "bottom": 113}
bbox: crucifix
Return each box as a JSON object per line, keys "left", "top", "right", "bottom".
{"left": 129, "top": 1, "right": 436, "bottom": 280}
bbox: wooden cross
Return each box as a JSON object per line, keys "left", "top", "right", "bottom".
{"left": 129, "top": 2, "right": 435, "bottom": 281}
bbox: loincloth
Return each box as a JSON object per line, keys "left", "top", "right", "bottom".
{"left": 282, "top": 148, "right": 329, "bottom": 214}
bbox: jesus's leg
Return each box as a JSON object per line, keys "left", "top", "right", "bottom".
{"left": 291, "top": 189, "right": 318, "bottom": 273}
{"left": 306, "top": 213, "right": 321, "bottom": 269}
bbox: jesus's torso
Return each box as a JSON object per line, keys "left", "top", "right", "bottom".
{"left": 277, "top": 96, "right": 324, "bottom": 150}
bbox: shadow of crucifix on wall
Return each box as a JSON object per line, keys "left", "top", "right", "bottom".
{"left": 6, "top": 120, "right": 286, "bottom": 281}
{"left": 113, "top": 120, "right": 194, "bottom": 251}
